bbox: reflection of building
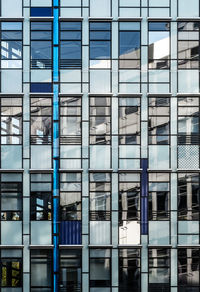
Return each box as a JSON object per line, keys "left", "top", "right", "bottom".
{"left": 149, "top": 37, "right": 170, "bottom": 69}
{"left": 0, "top": 1, "right": 200, "bottom": 292}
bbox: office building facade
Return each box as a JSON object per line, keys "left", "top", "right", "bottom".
{"left": 0, "top": 0, "right": 199, "bottom": 291}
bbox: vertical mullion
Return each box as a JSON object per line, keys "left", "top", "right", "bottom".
{"left": 53, "top": 1, "right": 59, "bottom": 292}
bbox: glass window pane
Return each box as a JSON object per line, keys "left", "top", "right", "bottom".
{"left": 1, "top": 41, "right": 22, "bottom": 59}
{"left": 31, "top": 41, "right": 52, "bottom": 59}
{"left": 60, "top": 41, "right": 81, "bottom": 59}
{"left": 90, "top": 41, "right": 111, "bottom": 59}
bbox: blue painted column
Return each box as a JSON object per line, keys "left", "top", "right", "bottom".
{"left": 141, "top": 159, "right": 148, "bottom": 235}
{"left": 53, "top": 1, "right": 59, "bottom": 291}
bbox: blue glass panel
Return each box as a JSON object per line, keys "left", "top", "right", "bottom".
{"left": 149, "top": 22, "right": 170, "bottom": 31}
{"left": 60, "top": 31, "right": 81, "bottom": 40}
{"left": 119, "top": 22, "right": 140, "bottom": 31}
{"left": 1, "top": 31, "right": 22, "bottom": 40}
{"left": 1, "top": 22, "right": 22, "bottom": 30}
{"left": 31, "top": 22, "right": 52, "bottom": 30}
{"left": 60, "top": 22, "right": 82, "bottom": 31}
{"left": 1, "top": 41, "right": 22, "bottom": 59}
{"left": 119, "top": 31, "right": 140, "bottom": 56}
{"left": 31, "top": 41, "right": 52, "bottom": 59}
{"left": 60, "top": 41, "right": 81, "bottom": 59}
{"left": 30, "top": 83, "right": 52, "bottom": 93}
{"left": 90, "top": 41, "right": 111, "bottom": 59}
{"left": 90, "top": 22, "right": 111, "bottom": 31}
{"left": 30, "top": 7, "right": 53, "bottom": 17}
{"left": 31, "top": 31, "right": 52, "bottom": 40}
{"left": 90, "top": 31, "right": 111, "bottom": 40}
{"left": 60, "top": 221, "right": 82, "bottom": 244}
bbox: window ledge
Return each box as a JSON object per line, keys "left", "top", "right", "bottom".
{"left": 59, "top": 169, "right": 83, "bottom": 172}
{"left": 88, "top": 245, "right": 113, "bottom": 248}
{"left": 118, "top": 93, "right": 142, "bottom": 97}
{"left": 147, "top": 169, "right": 172, "bottom": 172}
{"left": 118, "top": 169, "right": 142, "bottom": 173}
{"left": 59, "top": 245, "right": 83, "bottom": 249}
{"left": 88, "top": 169, "right": 113, "bottom": 172}
{"left": 59, "top": 17, "right": 83, "bottom": 21}
{"left": 29, "top": 169, "right": 54, "bottom": 173}
{"left": 148, "top": 245, "right": 172, "bottom": 248}
{"left": 0, "top": 169, "right": 24, "bottom": 173}
{"left": 0, "top": 93, "right": 24, "bottom": 97}
{"left": 29, "top": 93, "right": 54, "bottom": 96}
{"left": 29, "top": 245, "right": 54, "bottom": 249}
{"left": 177, "top": 245, "right": 200, "bottom": 248}
{"left": 59, "top": 93, "right": 83, "bottom": 96}
{"left": 118, "top": 17, "right": 142, "bottom": 21}
{"left": 89, "top": 17, "right": 113, "bottom": 21}
{"left": 29, "top": 17, "right": 54, "bottom": 21}
{"left": 147, "top": 17, "right": 172, "bottom": 21}
{"left": 177, "top": 17, "right": 200, "bottom": 21}
{"left": 88, "top": 93, "right": 113, "bottom": 96}
{"left": 0, "top": 17, "right": 24, "bottom": 21}
{"left": 0, "top": 245, "right": 24, "bottom": 249}
{"left": 118, "top": 244, "right": 142, "bottom": 248}
{"left": 177, "top": 93, "right": 200, "bottom": 96}
{"left": 147, "top": 93, "right": 172, "bottom": 97}
{"left": 177, "top": 169, "right": 200, "bottom": 172}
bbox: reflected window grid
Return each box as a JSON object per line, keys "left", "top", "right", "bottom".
{"left": 0, "top": 173, "right": 23, "bottom": 221}
{"left": 60, "top": 21, "right": 82, "bottom": 69}
{"left": 119, "top": 22, "right": 141, "bottom": 69}
{"left": 178, "top": 22, "right": 200, "bottom": 69}
{"left": 89, "top": 172, "right": 111, "bottom": 221}
{"left": 30, "top": 97, "right": 52, "bottom": 145}
{"left": 148, "top": 97, "right": 170, "bottom": 145}
{"left": 0, "top": 97, "right": 23, "bottom": 145}
{"left": 60, "top": 172, "right": 82, "bottom": 221}
{"left": 89, "top": 96, "right": 111, "bottom": 145}
{"left": 31, "top": 21, "right": 52, "bottom": 69}
{"left": 60, "top": 96, "right": 82, "bottom": 145}
{"left": 148, "top": 22, "right": 170, "bottom": 69}
{"left": 30, "top": 173, "right": 52, "bottom": 221}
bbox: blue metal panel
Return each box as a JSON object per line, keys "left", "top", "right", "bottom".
{"left": 60, "top": 221, "right": 82, "bottom": 245}
{"left": 30, "top": 7, "right": 53, "bottom": 17}
{"left": 30, "top": 82, "right": 52, "bottom": 93}
{"left": 53, "top": 2, "right": 59, "bottom": 292}
{"left": 141, "top": 159, "right": 148, "bottom": 235}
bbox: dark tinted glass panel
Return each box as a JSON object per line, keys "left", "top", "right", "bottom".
{"left": 1, "top": 31, "right": 22, "bottom": 40}
{"left": 31, "top": 22, "right": 52, "bottom": 31}
{"left": 60, "top": 31, "right": 81, "bottom": 40}
{"left": 90, "top": 41, "right": 110, "bottom": 59}
{"left": 31, "top": 250, "right": 52, "bottom": 289}
{"left": 31, "top": 31, "right": 52, "bottom": 40}
{"left": 90, "top": 22, "right": 111, "bottom": 31}
{"left": 149, "top": 22, "right": 170, "bottom": 31}
{"left": 120, "top": 31, "right": 140, "bottom": 56}
{"left": 60, "top": 41, "right": 81, "bottom": 59}
{"left": 1, "top": 259, "right": 22, "bottom": 287}
{"left": 31, "top": 41, "right": 52, "bottom": 59}
{"left": 60, "top": 22, "right": 81, "bottom": 30}
{"left": 90, "top": 31, "right": 111, "bottom": 40}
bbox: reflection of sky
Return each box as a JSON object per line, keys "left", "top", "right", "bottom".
{"left": 120, "top": 32, "right": 140, "bottom": 55}
{"left": 149, "top": 32, "right": 169, "bottom": 45}
{"left": 149, "top": 35, "right": 170, "bottom": 59}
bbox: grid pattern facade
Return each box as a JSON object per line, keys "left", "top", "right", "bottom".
{"left": 0, "top": 0, "right": 199, "bottom": 291}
